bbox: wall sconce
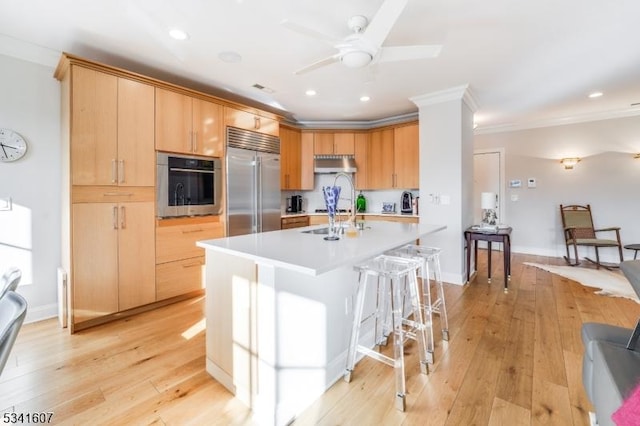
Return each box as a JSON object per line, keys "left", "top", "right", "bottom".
{"left": 560, "top": 157, "right": 581, "bottom": 170}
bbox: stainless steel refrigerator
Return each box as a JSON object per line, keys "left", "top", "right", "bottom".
{"left": 226, "top": 127, "right": 281, "bottom": 236}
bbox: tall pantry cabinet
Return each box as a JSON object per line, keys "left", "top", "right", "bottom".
{"left": 56, "top": 57, "right": 156, "bottom": 332}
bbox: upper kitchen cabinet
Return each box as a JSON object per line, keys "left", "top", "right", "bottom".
{"left": 354, "top": 132, "right": 370, "bottom": 190}
{"left": 156, "top": 88, "right": 224, "bottom": 157}
{"left": 393, "top": 123, "right": 419, "bottom": 189}
{"left": 224, "top": 107, "right": 279, "bottom": 137}
{"left": 313, "top": 132, "right": 355, "bottom": 155}
{"left": 367, "top": 123, "right": 419, "bottom": 190}
{"left": 280, "top": 126, "right": 313, "bottom": 190}
{"left": 367, "top": 128, "right": 395, "bottom": 189}
{"left": 70, "top": 66, "right": 155, "bottom": 186}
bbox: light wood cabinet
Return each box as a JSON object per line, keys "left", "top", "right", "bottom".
{"left": 367, "top": 128, "right": 395, "bottom": 189}
{"left": 224, "top": 107, "right": 279, "bottom": 136}
{"left": 281, "top": 216, "right": 310, "bottom": 229}
{"left": 155, "top": 216, "right": 224, "bottom": 301}
{"left": 366, "top": 123, "right": 419, "bottom": 190}
{"left": 281, "top": 127, "right": 314, "bottom": 190}
{"left": 393, "top": 123, "right": 419, "bottom": 189}
{"left": 312, "top": 132, "right": 355, "bottom": 155}
{"left": 71, "top": 67, "right": 155, "bottom": 186}
{"left": 354, "top": 132, "right": 370, "bottom": 190}
{"left": 72, "top": 200, "right": 156, "bottom": 323}
{"left": 156, "top": 87, "right": 224, "bottom": 156}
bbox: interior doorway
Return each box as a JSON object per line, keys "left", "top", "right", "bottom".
{"left": 473, "top": 148, "right": 505, "bottom": 248}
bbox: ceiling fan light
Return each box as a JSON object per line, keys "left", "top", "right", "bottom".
{"left": 341, "top": 51, "right": 372, "bottom": 68}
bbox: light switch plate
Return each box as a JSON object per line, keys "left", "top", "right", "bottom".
{"left": 509, "top": 179, "right": 522, "bottom": 188}
{"left": 0, "top": 197, "right": 11, "bottom": 211}
{"left": 527, "top": 178, "right": 537, "bottom": 188}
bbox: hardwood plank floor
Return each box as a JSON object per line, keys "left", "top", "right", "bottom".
{"left": 1, "top": 252, "right": 638, "bottom": 425}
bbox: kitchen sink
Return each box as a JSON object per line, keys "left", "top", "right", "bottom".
{"left": 301, "top": 227, "right": 330, "bottom": 234}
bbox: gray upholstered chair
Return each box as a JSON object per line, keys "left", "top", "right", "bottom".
{"left": 581, "top": 260, "right": 640, "bottom": 425}
{"left": 0, "top": 267, "right": 21, "bottom": 300}
{"left": 0, "top": 290, "right": 28, "bottom": 375}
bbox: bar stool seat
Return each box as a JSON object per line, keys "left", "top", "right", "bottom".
{"left": 385, "top": 244, "right": 450, "bottom": 364}
{"left": 345, "top": 254, "right": 429, "bottom": 411}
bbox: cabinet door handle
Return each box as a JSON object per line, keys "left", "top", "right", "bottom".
{"left": 193, "top": 132, "right": 198, "bottom": 152}
{"left": 254, "top": 116, "right": 260, "bottom": 129}
{"left": 111, "top": 159, "right": 117, "bottom": 183}
{"left": 118, "top": 159, "right": 125, "bottom": 183}
{"left": 182, "top": 228, "right": 204, "bottom": 234}
{"left": 120, "top": 206, "right": 126, "bottom": 229}
{"left": 103, "top": 192, "right": 133, "bottom": 197}
{"left": 182, "top": 261, "right": 203, "bottom": 268}
{"left": 112, "top": 206, "right": 118, "bottom": 230}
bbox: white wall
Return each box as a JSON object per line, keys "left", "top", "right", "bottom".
{"left": 0, "top": 54, "right": 61, "bottom": 322}
{"left": 475, "top": 116, "right": 640, "bottom": 261}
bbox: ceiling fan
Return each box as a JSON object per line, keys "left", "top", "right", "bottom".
{"left": 282, "top": 0, "right": 442, "bottom": 75}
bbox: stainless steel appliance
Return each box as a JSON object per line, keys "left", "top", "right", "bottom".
{"left": 226, "top": 127, "right": 281, "bottom": 236}
{"left": 401, "top": 191, "right": 413, "bottom": 214}
{"left": 287, "top": 195, "right": 303, "bottom": 213}
{"left": 156, "top": 152, "right": 222, "bottom": 218}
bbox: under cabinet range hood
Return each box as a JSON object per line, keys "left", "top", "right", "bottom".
{"left": 314, "top": 155, "right": 357, "bottom": 173}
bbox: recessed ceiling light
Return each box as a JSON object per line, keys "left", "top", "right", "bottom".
{"left": 305, "top": 89, "right": 317, "bottom": 96}
{"left": 588, "top": 91, "right": 603, "bottom": 98}
{"left": 169, "top": 29, "right": 189, "bottom": 40}
{"left": 360, "top": 96, "right": 370, "bottom": 102}
{"left": 218, "top": 51, "right": 242, "bottom": 63}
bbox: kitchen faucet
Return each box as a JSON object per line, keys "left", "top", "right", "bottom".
{"left": 332, "top": 172, "right": 356, "bottom": 231}
{"left": 174, "top": 182, "right": 185, "bottom": 206}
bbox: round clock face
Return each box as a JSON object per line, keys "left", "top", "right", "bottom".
{"left": 0, "top": 128, "right": 27, "bottom": 162}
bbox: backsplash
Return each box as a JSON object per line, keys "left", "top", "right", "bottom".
{"left": 282, "top": 173, "right": 419, "bottom": 214}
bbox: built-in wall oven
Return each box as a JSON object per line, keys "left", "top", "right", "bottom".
{"left": 156, "top": 152, "right": 222, "bottom": 218}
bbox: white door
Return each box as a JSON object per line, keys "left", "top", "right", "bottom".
{"left": 474, "top": 149, "right": 505, "bottom": 248}
{"left": 474, "top": 150, "right": 504, "bottom": 224}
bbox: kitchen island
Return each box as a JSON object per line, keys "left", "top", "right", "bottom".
{"left": 197, "top": 221, "right": 445, "bottom": 425}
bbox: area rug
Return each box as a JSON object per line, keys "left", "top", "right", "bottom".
{"left": 524, "top": 262, "right": 640, "bottom": 303}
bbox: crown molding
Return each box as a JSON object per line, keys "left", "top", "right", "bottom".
{"left": 0, "top": 34, "right": 60, "bottom": 68}
{"left": 475, "top": 106, "right": 640, "bottom": 135}
{"left": 290, "top": 111, "right": 419, "bottom": 130}
{"left": 410, "top": 84, "right": 478, "bottom": 112}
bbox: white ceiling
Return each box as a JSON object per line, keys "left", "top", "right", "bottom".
{"left": 1, "top": 0, "right": 640, "bottom": 131}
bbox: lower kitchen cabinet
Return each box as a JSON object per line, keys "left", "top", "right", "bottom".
{"left": 281, "top": 216, "right": 309, "bottom": 229}
{"left": 72, "top": 200, "right": 156, "bottom": 325}
{"left": 156, "top": 257, "right": 205, "bottom": 300}
{"left": 155, "top": 216, "right": 224, "bottom": 301}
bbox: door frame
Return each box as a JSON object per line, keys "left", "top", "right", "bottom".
{"left": 473, "top": 148, "right": 506, "bottom": 225}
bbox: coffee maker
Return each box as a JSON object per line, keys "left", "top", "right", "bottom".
{"left": 286, "top": 195, "right": 303, "bottom": 213}
{"left": 400, "top": 191, "right": 413, "bottom": 214}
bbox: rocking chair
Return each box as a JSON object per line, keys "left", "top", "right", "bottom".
{"left": 560, "top": 204, "right": 623, "bottom": 269}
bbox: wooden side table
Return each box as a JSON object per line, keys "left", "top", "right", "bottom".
{"left": 465, "top": 226, "right": 512, "bottom": 292}
{"left": 624, "top": 244, "right": 640, "bottom": 260}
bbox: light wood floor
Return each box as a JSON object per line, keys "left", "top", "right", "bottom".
{"left": 1, "top": 252, "right": 639, "bottom": 425}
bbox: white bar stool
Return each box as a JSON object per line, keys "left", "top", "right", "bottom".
{"left": 344, "top": 254, "right": 429, "bottom": 411}
{"left": 385, "top": 245, "right": 449, "bottom": 364}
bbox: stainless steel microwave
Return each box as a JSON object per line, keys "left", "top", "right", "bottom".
{"left": 156, "top": 152, "right": 223, "bottom": 218}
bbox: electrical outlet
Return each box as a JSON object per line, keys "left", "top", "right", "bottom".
{"left": 527, "top": 178, "right": 537, "bottom": 188}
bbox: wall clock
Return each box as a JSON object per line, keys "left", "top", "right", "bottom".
{"left": 0, "top": 128, "right": 28, "bottom": 162}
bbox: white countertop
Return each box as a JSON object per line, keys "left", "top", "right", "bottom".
{"left": 197, "top": 221, "right": 445, "bottom": 276}
{"left": 281, "top": 212, "right": 419, "bottom": 218}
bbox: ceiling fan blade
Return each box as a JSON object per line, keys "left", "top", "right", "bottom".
{"left": 294, "top": 54, "right": 341, "bottom": 75}
{"left": 362, "top": 0, "right": 408, "bottom": 48}
{"left": 280, "top": 19, "right": 340, "bottom": 45}
{"left": 377, "top": 45, "right": 442, "bottom": 62}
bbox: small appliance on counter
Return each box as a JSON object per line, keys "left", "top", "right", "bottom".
{"left": 401, "top": 191, "right": 413, "bottom": 214}
{"left": 286, "top": 195, "right": 303, "bottom": 213}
